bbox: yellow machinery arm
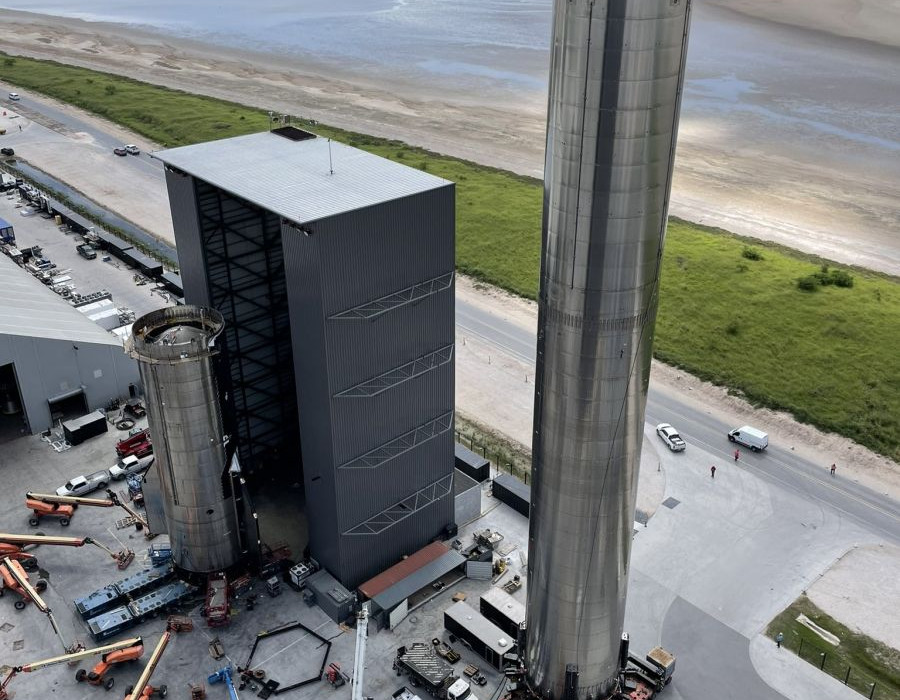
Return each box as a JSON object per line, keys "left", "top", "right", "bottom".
{"left": 25, "top": 492, "right": 116, "bottom": 507}
{"left": 124, "top": 632, "right": 170, "bottom": 700}
{"left": 0, "top": 637, "right": 142, "bottom": 699}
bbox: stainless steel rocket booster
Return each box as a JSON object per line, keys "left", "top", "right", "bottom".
{"left": 128, "top": 305, "right": 242, "bottom": 574}
{"left": 525, "top": 1, "right": 692, "bottom": 698}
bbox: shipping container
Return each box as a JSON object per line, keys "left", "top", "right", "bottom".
{"left": 454, "top": 443, "right": 490, "bottom": 482}
{"left": 491, "top": 474, "right": 530, "bottom": 518}
{"left": 443, "top": 601, "right": 515, "bottom": 670}
{"left": 479, "top": 587, "right": 525, "bottom": 640}
{"left": 62, "top": 409, "right": 108, "bottom": 446}
{"left": 305, "top": 569, "right": 354, "bottom": 623}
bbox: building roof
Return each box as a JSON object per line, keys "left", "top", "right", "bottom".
{"left": 480, "top": 587, "right": 526, "bottom": 624}
{"left": 372, "top": 549, "right": 466, "bottom": 613}
{"left": 444, "top": 601, "right": 515, "bottom": 655}
{"left": 155, "top": 129, "right": 452, "bottom": 225}
{"left": 0, "top": 252, "right": 123, "bottom": 346}
{"left": 359, "top": 541, "right": 449, "bottom": 599}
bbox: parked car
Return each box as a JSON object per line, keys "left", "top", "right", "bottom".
{"left": 8, "top": 92, "right": 20, "bottom": 101}
{"left": 124, "top": 144, "right": 140, "bottom": 155}
{"left": 110, "top": 455, "right": 154, "bottom": 480}
{"left": 0, "top": 147, "right": 14, "bottom": 157}
{"left": 76, "top": 243, "right": 97, "bottom": 260}
{"left": 655, "top": 423, "right": 686, "bottom": 452}
{"left": 56, "top": 469, "right": 111, "bottom": 497}
{"left": 113, "top": 147, "right": 127, "bottom": 156}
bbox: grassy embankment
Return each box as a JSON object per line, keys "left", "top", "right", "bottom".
{"left": 3, "top": 53, "right": 899, "bottom": 462}
{"left": 767, "top": 595, "right": 900, "bottom": 699}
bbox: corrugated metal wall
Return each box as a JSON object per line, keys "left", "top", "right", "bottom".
{"left": 282, "top": 184, "right": 456, "bottom": 587}
{"left": 0, "top": 334, "right": 139, "bottom": 433}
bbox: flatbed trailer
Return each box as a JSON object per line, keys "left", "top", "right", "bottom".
{"left": 86, "top": 580, "right": 195, "bottom": 641}
{"left": 74, "top": 563, "right": 174, "bottom": 619}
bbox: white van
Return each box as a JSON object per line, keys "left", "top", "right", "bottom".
{"left": 728, "top": 426, "right": 768, "bottom": 452}
{"left": 8, "top": 92, "right": 20, "bottom": 101}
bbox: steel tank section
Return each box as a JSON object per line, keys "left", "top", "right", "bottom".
{"left": 128, "top": 306, "right": 241, "bottom": 574}
{"left": 526, "top": 1, "right": 692, "bottom": 698}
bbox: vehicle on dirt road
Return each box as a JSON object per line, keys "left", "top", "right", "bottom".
{"left": 113, "top": 147, "right": 127, "bottom": 156}
{"left": 124, "top": 145, "right": 140, "bottom": 155}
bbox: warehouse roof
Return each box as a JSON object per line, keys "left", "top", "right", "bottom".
{"left": 155, "top": 128, "right": 452, "bottom": 225}
{"left": 0, "top": 253, "right": 122, "bottom": 346}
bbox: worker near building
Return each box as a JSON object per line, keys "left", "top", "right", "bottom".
{"left": 775, "top": 632, "right": 784, "bottom": 648}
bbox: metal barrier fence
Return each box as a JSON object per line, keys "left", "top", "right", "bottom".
{"left": 454, "top": 429, "right": 530, "bottom": 485}
{"left": 787, "top": 635, "right": 890, "bottom": 699}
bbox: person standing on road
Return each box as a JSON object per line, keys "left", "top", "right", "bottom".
{"left": 775, "top": 632, "right": 784, "bottom": 648}
{"left": 734, "top": 448, "right": 740, "bottom": 462}
{"left": 710, "top": 465, "right": 717, "bottom": 479}
{"left": 830, "top": 463, "right": 836, "bottom": 476}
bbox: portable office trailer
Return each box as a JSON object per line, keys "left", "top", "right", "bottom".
{"left": 62, "top": 409, "right": 108, "bottom": 445}
{"left": 491, "top": 473, "right": 530, "bottom": 518}
{"left": 479, "top": 587, "right": 525, "bottom": 640}
{"left": 454, "top": 443, "right": 490, "bottom": 482}
{"left": 443, "top": 601, "right": 515, "bottom": 670}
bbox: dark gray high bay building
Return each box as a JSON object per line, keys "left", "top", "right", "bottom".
{"left": 156, "top": 128, "right": 456, "bottom": 586}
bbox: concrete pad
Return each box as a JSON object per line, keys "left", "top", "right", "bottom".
{"left": 749, "top": 634, "right": 862, "bottom": 700}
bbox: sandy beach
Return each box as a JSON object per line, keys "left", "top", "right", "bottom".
{"left": 0, "top": 0, "right": 898, "bottom": 275}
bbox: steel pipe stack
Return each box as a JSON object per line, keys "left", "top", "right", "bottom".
{"left": 525, "top": 1, "right": 692, "bottom": 698}
{"left": 128, "top": 306, "right": 241, "bottom": 574}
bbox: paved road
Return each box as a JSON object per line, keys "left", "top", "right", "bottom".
{"left": 457, "top": 297, "right": 900, "bottom": 545}
{"left": 4, "top": 91, "right": 163, "bottom": 175}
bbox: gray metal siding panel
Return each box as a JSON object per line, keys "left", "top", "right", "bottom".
{"left": 0, "top": 334, "right": 139, "bottom": 434}
{"left": 454, "top": 473, "right": 481, "bottom": 526}
{"left": 163, "top": 169, "right": 209, "bottom": 305}
{"left": 281, "top": 182, "right": 455, "bottom": 588}
{"left": 340, "top": 491, "right": 454, "bottom": 588}
{"left": 311, "top": 186, "right": 455, "bottom": 316}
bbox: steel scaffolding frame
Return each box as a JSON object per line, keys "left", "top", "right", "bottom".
{"left": 194, "top": 180, "right": 298, "bottom": 472}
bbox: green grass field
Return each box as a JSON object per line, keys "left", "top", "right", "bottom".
{"left": 767, "top": 595, "right": 900, "bottom": 699}
{"left": 3, "top": 53, "right": 899, "bottom": 461}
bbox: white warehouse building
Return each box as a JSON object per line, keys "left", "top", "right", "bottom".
{"left": 0, "top": 253, "right": 140, "bottom": 439}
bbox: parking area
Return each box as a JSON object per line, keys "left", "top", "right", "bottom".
{"left": 0, "top": 188, "right": 172, "bottom": 323}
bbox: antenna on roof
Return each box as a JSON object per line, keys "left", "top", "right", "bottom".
{"left": 328, "top": 139, "right": 334, "bottom": 176}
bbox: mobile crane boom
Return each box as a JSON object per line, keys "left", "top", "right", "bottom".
{"left": 351, "top": 603, "right": 370, "bottom": 700}
{"left": 125, "top": 632, "right": 170, "bottom": 700}
{"left": 0, "top": 532, "right": 134, "bottom": 568}
{"left": 0, "top": 636, "right": 142, "bottom": 699}
{"left": 2, "top": 556, "right": 75, "bottom": 653}
{"left": 26, "top": 492, "right": 117, "bottom": 508}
